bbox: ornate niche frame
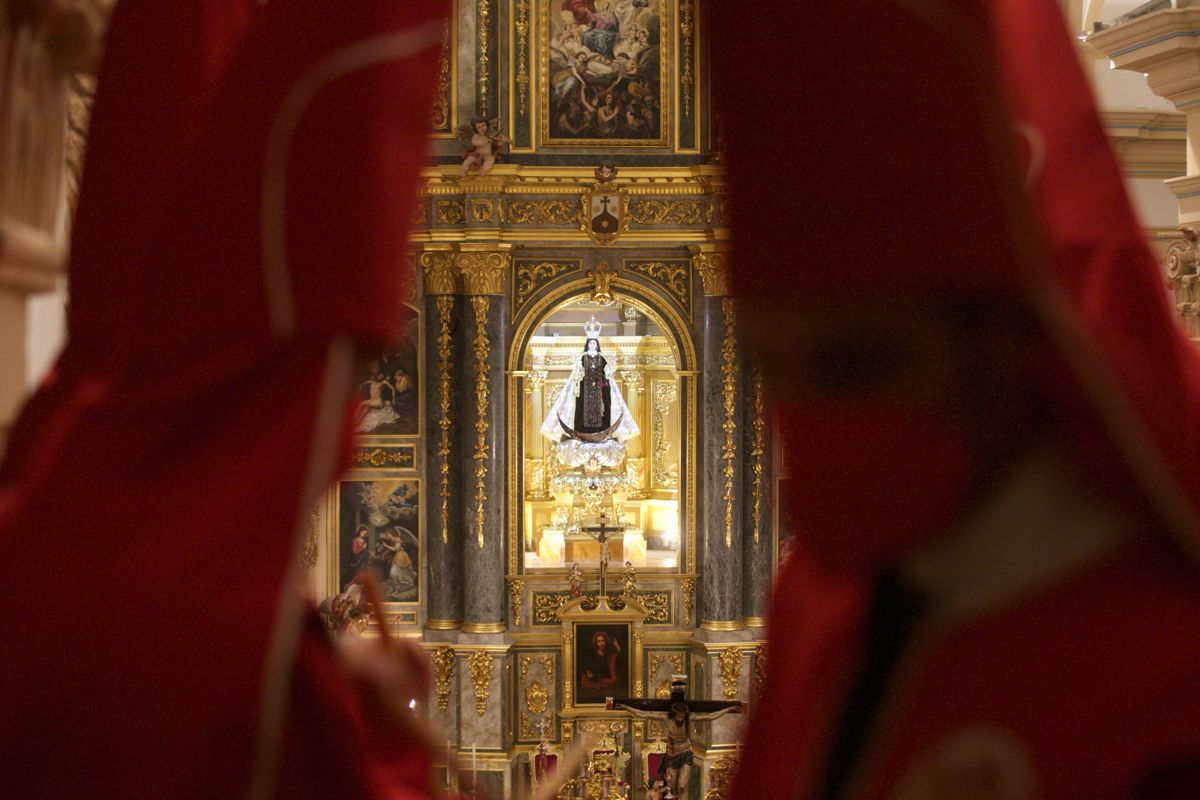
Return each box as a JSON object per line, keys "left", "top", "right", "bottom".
{"left": 506, "top": 278, "right": 699, "bottom": 578}
{"left": 559, "top": 594, "right": 649, "bottom": 711}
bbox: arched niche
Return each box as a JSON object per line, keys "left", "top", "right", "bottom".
{"left": 507, "top": 278, "right": 697, "bottom": 577}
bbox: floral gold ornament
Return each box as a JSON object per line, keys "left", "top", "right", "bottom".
{"left": 476, "top": 0, "right": 491, "bottom": 115}
{"left": 624, "top": 260, "right": 691, "bottom": 311}
{"left": 515, "top": 0, "right": 530, "bottom": 115}
{"left": 703, "top": 756, "right": 738, "bottom": 800}
{"left": 351, "top": 447, "right": 416, "bottom": 469}
{"left": 680, "top": 0, "right": 694, "bottom": 119}
{"left": 719, "top": 648, "right": 742, "bottom": 701}
{"left": 436, "top": 295, "right": 454, "bottom": 544}
{"left": 681, "top": 577, "right": 696, "bottom": 626}
{"left": 507, "top": 199, "right": 581, "bottom": 226}
{"left": 652, "top": 382, "right": 679, "bottom": 488}
{"left": 470, "top": 198, "right": 496, "bottom": 223}
{"left": 431, "top": 15, "right": 451, "bottom": 131}
{"left": 436, "top": 199, "right": 465, "bottom": 225}
{"left": 471, "top": 295, "right": 491, "bottom": 549}
{"left": 468, "top": 650, "right": 493, "bottom": 716}
{"left": 628, "top": 198, "right": 705, "bottom": 226}
{"left": 526, "top": 679, "right": 549, "bottom": 716}
{"left": 515, "top": 260, "right": 577, "bottom": 309}
{"left": 508, "top": 577, "right": 525, "bottom": 625}
{"left": 587, "top": 261, "right": 616, "bottom": 305}
{"left": 750, "top": 362, "right": 765, "bottom": 544}
{"left": 721, "top": 298, "right": 737, "bottom": 548}
{"left": 432, "top": 647, "right": 456, "bottom": 712}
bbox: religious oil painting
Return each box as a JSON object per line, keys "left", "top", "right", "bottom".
{"left": 337, "top": 478, "right": 421, "bottom": 604}
{"left": 354, "top": 307, "right": 420, "bottom": 437}
{"left": 575, "top": 622, "right": 630, "bottom": 703}
{"left": 544, "top": 0, "right": 667, "bottom": 145}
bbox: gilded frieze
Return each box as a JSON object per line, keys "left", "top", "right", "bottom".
{"left": 532, "top": 591, "right": 670, "bottom": 625}
{"left": 470, "top": 198, "right": 496, "bottom": 223}
{"left": 506, "top": 199, "right": 581, "bottom": 225}
{"left": 628, "top": 198, "right": 707, "bottom": 226}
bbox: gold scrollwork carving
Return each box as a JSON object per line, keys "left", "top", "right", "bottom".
{"left": 526, "top": 679, "right": 549, "bottom": 716}
{"left": 436, "top": 295, "right": 454, "bottom": 544}
{"left": 704, "top": 756, "right": 738, "bottom": 800}
{"left": 432, "top": 647, "right": 456, "bottom": 712}
{"left": 680, "top": 0, "right": 694, "bottom": 119}
{"left": 471, "top": 295, "right": 491, "bottom": 549}
{"left": 628, "top": 199, "right": 705, "bottom": 226}
{"left": 516, "top": 261, "right": 576, "bottom": 309}
{"left": 507, "top": 198, "right": 581, "bottom": 225}
{"left": 681, "top": 578, "right": 696, "bottom": 626}
{"left": 649, "top": 653, "right": 685, "bottom": 681}
{"left": 562, "top": 629, "right": 575, "bottom": 707}
{"left": 351, "top": 447, "right": 414, "bottom": 468}
{"left": 533, "top": 591, "right": 670, "bottom": 625}
{"left": 458, "top": 251, "right": 510, "bottom": 295}
{"left": 587, "top": 261, "right": 616, "bottom": 305}
{"left": 431, "top": 16, "right": 451, "bottom": 130}
{"left": 652, "top": 382, "right": 679, "bottom": 488}
{"left": 508, "top": 577, "right": 525, "bottom": 625}
{"left": 578, "top": 720, "right": 627, "bottom": 735}
{"left": 422, "top": 251, "right": 458, "bottom": 295}
{"left": 301, "top": 504, "right": 319, "bottom": 570}
{"left": 750, "top": 362, "right": 765, "bottom": 545}
{"left": 721, "top": 298, "right": 738, "bottom": 549}
{"left": 515, "top": 0, "right": 530, "bottom": 115}
{"left": 470, "top": 198, "right": 496, "bottom": 223}
{"left": 534, "top": 592, "right": 566, "bottom": 625}
{"left": 624, "top": 260, "right": 690, "bottom": 310}
{"left": 468, "top": 650, "right": 493, "bottom": 716}
{"left": 718, "top": 648, "right": 742, "bottom": 701}
{"left": 694, "top": 252, "right": 730, "bottom": 297}
{"left": 436, "top": 199, "right": 465, "bottom": 225}
{"left": 476, "top": 0, "right": 491, "bottom": 116}
{"left": 754, "top": 644, "right": 767, "bottom": 697}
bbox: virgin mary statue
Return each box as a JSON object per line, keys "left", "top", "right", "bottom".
{"left": 540, "top": 319, "right": 639, "bottom": 443}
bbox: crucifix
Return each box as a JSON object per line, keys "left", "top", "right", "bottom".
{"left": 606, "top": 677, "right": 743, "bottom": 799}
{"left": 581, "top": 512, "right": 624, "bottom": 596}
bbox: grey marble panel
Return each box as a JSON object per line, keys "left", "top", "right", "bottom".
{"left": 460, "top": 296, "right": 509, "bottom": 626}
{"left": 699, "top": 296, "right": 743, "bottom": 624}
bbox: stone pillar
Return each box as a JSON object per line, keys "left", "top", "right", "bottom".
{"left": 693, "top": 247, "right": 744, "bottom": 630}
{"left": 1091, "top": 8, "right": 1200, "bottom": 335}
{"left": 458, "top": 247, "right": 511, "bottom": 633}
{"left": 422, "top": 249, "right": 465, "bottom": 630}
{"left": 741, "top": 359, "right": 773, "bottom": 629}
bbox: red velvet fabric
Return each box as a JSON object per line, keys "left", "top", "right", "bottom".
{"left": 0, "top": 2, "right": 445, "bottom": 797}
{"left": 713, "top": 1, "right": 1200, "bottom": 798}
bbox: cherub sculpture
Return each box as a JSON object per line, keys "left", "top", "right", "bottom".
{"left": 458, "top": 116, "right": 508, "bottom": 176}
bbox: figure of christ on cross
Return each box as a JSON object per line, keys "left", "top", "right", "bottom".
{"left": 606, "top": 677, "right": 743, "bottom": 799}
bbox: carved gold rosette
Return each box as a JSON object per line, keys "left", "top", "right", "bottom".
{"left": 718, "top": 648, "right": 742, "bottom": 701}
{"left": 720, "top": 298, "right": 737, "bottom": 548}
{"left": 468, "top": 650, "right": 493, "bottom": 716}
{"left": 432, "top": 647, "right": 456, "bottom": 712}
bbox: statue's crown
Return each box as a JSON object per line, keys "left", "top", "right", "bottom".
{"left": 583, "top": 316, "right": 602, "bottom": 339}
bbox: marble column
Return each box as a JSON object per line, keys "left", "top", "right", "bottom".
{"left": 693, "top": 249, "right": 744, "bottom": 630}
{"left": 422, "top": 250, "right": 465, "bottom": 630}
{"left": 741, "top": 359, "right": 774, "bottom": 628}
{"left": 458, "top": 248, "right": 511, "bottom": 633}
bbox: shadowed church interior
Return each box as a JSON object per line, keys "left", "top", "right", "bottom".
{"left": 3, "top": 1, "right": 1200, "bottom": 798}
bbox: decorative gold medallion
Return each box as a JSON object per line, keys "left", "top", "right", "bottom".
{"left": 893, "top": 726, "right": 1036, "bottom": 800}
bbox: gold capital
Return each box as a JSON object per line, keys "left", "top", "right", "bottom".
{"left": 693, "top": 251, "right": 730, "bottom": 296}
{"left": 422, "top": 251, "right": 459, "bottom": 295}
{"left": 458, "top": 251, "right": 511, "bottom": 295}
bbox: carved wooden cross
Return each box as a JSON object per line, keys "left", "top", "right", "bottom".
{"left": 581, "top": 512, "right": 624, "bottom": 596}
